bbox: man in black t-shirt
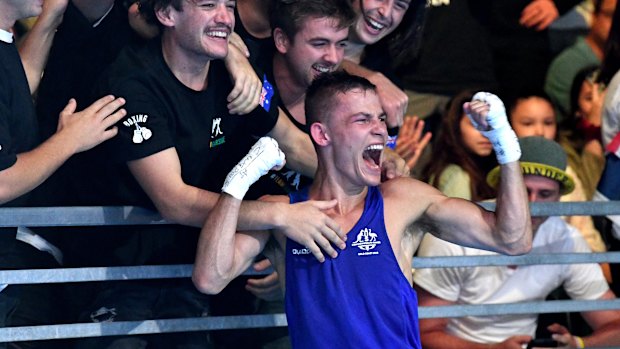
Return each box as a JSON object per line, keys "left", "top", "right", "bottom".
{"left": 0, "top": 1, "right": 126, "bottom": 348}
{"left": 72, "top": 0, "right": 349, "bottom": 348}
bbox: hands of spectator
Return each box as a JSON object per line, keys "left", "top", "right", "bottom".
{"left": 278, "top": 200, "right": 345, "bottom": 263}
{"left": 382, "top": 147, "right": 411, "bottom": 180}
{"left": 395, "top": 116, "right": 432, "bottom": 169}
{"left": 547, "top": 323, "right": 581, "bottom": 348}
{"left": 224, "top": 44, "right": 262, "bottom": 115}
{"left": 246, "top": 259, "right": 283, "bottom": 301}
{"left": 520, "top": 0, "right": 559, "bottom": 31}
{"left": 229, "top": 32, "right": 251, "bottom": 58}
{"left": 488, "top": 335, "right": 532, "bottom": 349}
{"left": 56, "top": 95, "right": 126, "bottom": 153}
{"left": 368, "top": 71, "right": 407, "bottom": 129}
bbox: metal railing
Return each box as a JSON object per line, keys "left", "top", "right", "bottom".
{"left": 0, "top": 201, "right": 619, "bottom": 342}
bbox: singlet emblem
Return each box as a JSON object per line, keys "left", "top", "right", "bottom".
{"left": 351, "top": 227, "right": 381, "bottom": 256}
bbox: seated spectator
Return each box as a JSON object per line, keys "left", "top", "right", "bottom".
{"left": 415, "top": 136, "right": 620, "bottom": 349}
{"left": 508, "top": 91, "right": 607, "bottom": 254}
{"left": 422, "top": 90, "right": 497, "bottom": 201}
{"left": 0, "top": 0, "right": 126, "bottom": 334}
{"left": 560, "top": 65, "right": 606, "bottom": 200}
{"left": 544, "top": 0, "right": 616, "bottom": 122}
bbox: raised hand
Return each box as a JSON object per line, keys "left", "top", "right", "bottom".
{"left": 369, "top": 72, "right": 407, "bottom": 129}
{"left": 395, "top": 116, "right": 432, "bottom": 169}
{"left": 382, "top": 147, "right": 411, "bottom": 180}
{"left": 464, "top": 92, "right": 520, "bottom": 164}
{"left": 222, "top": 137, "right": 285, "bottom": 200}
{"left": 520, "top": 0, "right": 559, "bottom": 31}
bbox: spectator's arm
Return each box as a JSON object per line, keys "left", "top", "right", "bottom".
{"left": 18, "top": 0, "right": 69, "bottom": 94}
{"left": 127, "top": 146, "right": 344, "bottom": 251}
{"left": 341, "top": 59, "right": 407, "bottom": 129}
{"left": 224, "top": 43, "right": 261, "bottom": 115}
{"left": 0, "top": 96, "right": 125, "bottom": 204}
{"left": 579, "top": 290, "right": 620, "bottom": 347}
{"left": 416, "top": 285, "right": 532, "bottom": 349}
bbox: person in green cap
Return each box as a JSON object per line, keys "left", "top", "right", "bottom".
{"left": 414, "top": 136, "right": 620, "bottom": 349}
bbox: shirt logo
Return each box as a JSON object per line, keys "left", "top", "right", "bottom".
{"left": 123, "top": 114, "right": 152, "bottom": 144}
{"left": 352, "top": 227, "right": 381, "bottom": 256}
{"left": 291, "top": 248, "right": 311, "bottom": 255}
{"left": 210, "top": 117, "right": 225, "bottom": 148}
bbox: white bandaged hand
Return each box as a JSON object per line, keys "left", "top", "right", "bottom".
{"left": 467, "top": 92, "right": 521, "bottom": 164}
{"left": 222, "top": 137, "right": 285, "bottom": 199}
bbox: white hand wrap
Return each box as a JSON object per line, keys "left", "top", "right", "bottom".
{"left": 222, "top": 137, "right": 285, "bottom": 200}
{"left": 468, "top": 92, "right": 521, "bottom": 164}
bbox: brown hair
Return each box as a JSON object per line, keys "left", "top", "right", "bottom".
{"left": 422, "top": 90, "right": 497, "bottom": 201}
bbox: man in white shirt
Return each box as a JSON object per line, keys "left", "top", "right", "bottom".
{"left": 414, "top": 136, "right": 620, "bottom": 348}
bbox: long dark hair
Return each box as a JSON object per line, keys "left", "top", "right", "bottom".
{"left": 422, "top": 90, "right": 497, "bottom": 201}
{"left": 366, "top": 0, "right": 427, "bottom": 67}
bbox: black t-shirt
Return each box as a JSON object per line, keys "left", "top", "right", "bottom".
{"left": 35, "top": 0, "right": 134, "bottom": 141}
{"left": 0, "top": 40, "right": 44, "bottom": 253}
{"left": 70, "top": 39, "right": 278, "bottom": 265}
{"left": 31, "top": 0, "right": 138, "bottom": 208}
{"left": 0, "top": 41, "right": 39, "bottom": 207}
{"left": 395, "top": 0, "right": 497, "bottom": 95}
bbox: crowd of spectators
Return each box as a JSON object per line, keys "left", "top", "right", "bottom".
{"left": 2, "top": 0, "right": 620, "bottom": 347}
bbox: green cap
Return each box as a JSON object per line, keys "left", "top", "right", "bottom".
{"left": 486, "top": 136, "right": 575, "bottom": 195}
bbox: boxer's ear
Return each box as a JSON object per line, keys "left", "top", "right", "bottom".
{"left": 310, "top": 122, "right": 330, "bottom": 146}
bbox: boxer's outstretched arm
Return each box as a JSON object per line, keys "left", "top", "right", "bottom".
{"left": 427, "top": 92, "right": 531, "bottom": 255}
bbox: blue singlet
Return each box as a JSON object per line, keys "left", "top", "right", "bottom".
{"left": 285, "top": 186, "right": 421, "bottom": 349}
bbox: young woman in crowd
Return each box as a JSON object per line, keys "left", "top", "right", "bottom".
{"left": 422, "top": 90, "right": 497, "bottom": 201}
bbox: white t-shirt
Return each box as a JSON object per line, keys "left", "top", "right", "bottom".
{"left": 413, "top": 216, "right": 609, "bottom": 344}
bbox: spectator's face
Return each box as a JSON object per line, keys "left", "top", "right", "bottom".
{"left": 592, "top": 0, "right": 616, "bottom": 47}
{"left": 322, "top": 89, "right": 387, "bottom": 186}
{"left": 576, "top": 80, "right": 601, "bottom": 126}
{"left": 4, "top": 0, "right": 43, "bottom": 24}
{"left": 524, "top": 175, "right": 561, "bottom": 232}
{"left": 510, "top": 97, "right": 557, "bottom": 140}
{"left": 349, "top": 0, "right": 410, "bottom": 45}
{"left": 278, "top": 17, "right": 349, "bottom": 88}
{"left": 459, "top": 114, "right": 493, "bottom": 157}
{"left": 165, "top": 0, "right": 235, "bottom": 61}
